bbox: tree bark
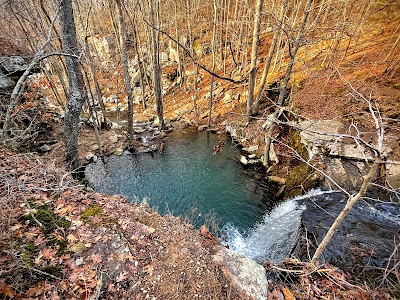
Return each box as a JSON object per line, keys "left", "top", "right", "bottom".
{"left": 149, "top": 0, "right": 164, "bottom": 129}
{"left": 207, "top": 0, "right": 218, "bottom": 128}
{"left": 60, "top": 0, "right": 86, "bottom": 170}
{"left": 115, "top": 0, "right": 134, "bottom": 143}
{"left": 246, "top": 0, "right": 264, "bottom": 120}
{"left": 173, "top": 0, "right": 182, "bottom": 83}
{"left": 252, "top": 0, "right": 289, "bottom": 116}
{"left": 311, "top": 157, "right": 382, "bottom": 265}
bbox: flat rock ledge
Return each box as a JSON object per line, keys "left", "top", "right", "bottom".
{"left": 213, "top": 246, "right": 268, "bottom": 300}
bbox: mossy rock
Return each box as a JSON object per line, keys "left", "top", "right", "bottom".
{"left": 25, "top": 242, "right": 36, "bottom": 253}
{"left": 23, "top": 201, "right": 71, "bottom": 234}
{"left": 289, "top": 127, "right": 309, "bottom": 161}
{"left": 285, "top": 163, "right": 312, "bottom": 198}
{"left": 81, "top": 204, "right": 103, "bottom": 222}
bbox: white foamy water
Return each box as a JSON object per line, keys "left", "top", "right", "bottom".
{"left": 224, "top": 189, "right": 338, "bottom": 263}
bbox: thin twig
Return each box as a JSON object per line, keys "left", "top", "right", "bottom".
{"left": 22, "top": 265, "right": 61, "bottom": 280}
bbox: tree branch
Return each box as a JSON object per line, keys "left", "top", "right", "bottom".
{"left": 142, "top": 17, "right": 247, "bottom": 84}
{"left": 2, "top": 1, "right": 62, "bottom": 133}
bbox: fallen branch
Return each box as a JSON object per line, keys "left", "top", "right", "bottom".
{"left": 22, "top": 264, "right": 61, "bottom": 280}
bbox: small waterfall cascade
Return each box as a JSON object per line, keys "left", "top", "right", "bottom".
{"left": 224, "top": 189, "right": 339, "bottom": 263}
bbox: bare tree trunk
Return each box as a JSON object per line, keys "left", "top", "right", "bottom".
{"left": 41, "top": 66, "right": 64, "bottom": 108}
{"left": 311, "top": 157, "right": 381, "bottom": 265}
{"left": 60, "top": 0, "right": 86, "bottom": 170}
{"left": 82, "top": 67, "right": 102, "bottom": 154}
{"left": 252, "top": 0, "right": 289, "bottom": 116}
{"left": 115, "top": 0, "right": 134, "bottom": 144}
{"left": 263, "top": 0, "right": 313, "bottom": 166}
{"left": 50, "top": 59, "right": 69, "bottom": 100}
{"left": 75, "top": 0, "right": 108, "bottom": 128}
{"left": 124, "top": 7, "right": 147, "bottom": 109}
{"left": 207, "top": 0, "right": 218, "bottom": 128}
{"left": 185, "top": 0, "right": 193, "bottom": 55}
{"left": 149, "top": 0, "right": 164, "bottom": 129}
{"left": 223, "top": 0, "right": 231, "bottom": 75}
{"left": 246, "top": 0, "right": 264, "bottom": 121}
{"left": 37, "top": 0, "right": 69, "bottom": 99}
{"left": 192, "top": 64, "right": 199, "bottom": 122}
{"left": 173, "top": 0, "right": 182, "bottom": 82}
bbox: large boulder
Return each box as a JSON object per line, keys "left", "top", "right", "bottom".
{"left": 0, "top": 56, "right": 29, "bottom": 90}
{"left": 299, "top": 120, "right": 400, "bottom": 189}
{"left": 0, "top": 70, "right": 15, "bottom": 89}
{"left": 0, "top": 56, "right": 28, "bottom": 74}
{"left": 213, "top": 247, "right": 268, "bottom": 300}
{"left": 299, "top": 120, "right": 343, "bottom": 158}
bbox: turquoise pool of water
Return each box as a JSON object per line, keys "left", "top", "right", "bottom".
{"left": 85, "top": 129, "right": 277, "bottom": 232}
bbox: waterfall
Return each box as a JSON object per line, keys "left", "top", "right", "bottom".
{"left": 224, "top": 189, "right": 339, "bottom": 263}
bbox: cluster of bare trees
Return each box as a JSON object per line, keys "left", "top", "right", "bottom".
{"left": 0, "top": 0, "right": 379, "bottom": 163}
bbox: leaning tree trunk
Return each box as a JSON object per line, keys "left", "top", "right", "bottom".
{"left": 115, "top": 0, "right": 134, "bottom": 143}
{"left": 60, "top": 0, "right": 86, "bottom": 170}
{"left": 263, "top": 0, "right": 313, "bottom": 166}
{"left": 311, "top": 157, "right": 381, "bottom": 265}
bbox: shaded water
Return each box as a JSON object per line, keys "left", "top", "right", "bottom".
{"left": 86, "top": 129, "right": 276, "bottom": 232}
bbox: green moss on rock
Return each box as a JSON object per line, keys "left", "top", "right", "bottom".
{"left": 81, "top": 204, "right": 103, "bottom": 222}
{"left": 285, "top": 128, "right": 320, "bottom": 198}
{"left": 23, "top": 201, "right": 71, "bottom": 234}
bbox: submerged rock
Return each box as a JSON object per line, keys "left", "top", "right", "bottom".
{"left": 213, "top": 247, "right": 268, "bottom": 300}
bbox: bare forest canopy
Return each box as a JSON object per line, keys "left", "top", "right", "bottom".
{"left": 0, "top": 0, "right": 399, "bottom": 166}
{"left": 1, "top": 0, "right": 399, "bottom": 95}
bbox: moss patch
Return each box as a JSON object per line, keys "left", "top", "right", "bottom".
{"left": 23, "top": 201, "right": 71, "bottom": 234}
{"left": 81, "top": 204, "right": 103, "bottom": 222}
{"left": 285, "top": 163, "right": 313, "bottom": 198}
{"left": 40, "top": 265, "right": 62, "bottom": 278}
{"left": 284, "top": 128, "right": 320, "bottom": 198}
{"left": 25, "top": 242, "right": 36, "bottom": 253}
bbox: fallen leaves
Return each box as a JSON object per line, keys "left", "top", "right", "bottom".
{"left": 282, "top": 287, "right": 295, "bottom": 300}
{"left": 42, "top": 248, "right": 57, "bottom": 260}
{"left": 9, "top": 223, "right": 23, "bottom": 231}
{"left": 0, "top": 282, "right": 15, "bottom": 298}
{"left": 67, "top": 233, "right": 78, "bottom": 243}
{"left": 143, "top": 262, "right": 156, "bottom": 274}
{"left": 115, "top": 270, "right": 128, "bottom": 283}
{"left": 89, "top": 253, "right": 103, "bottom": 264}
